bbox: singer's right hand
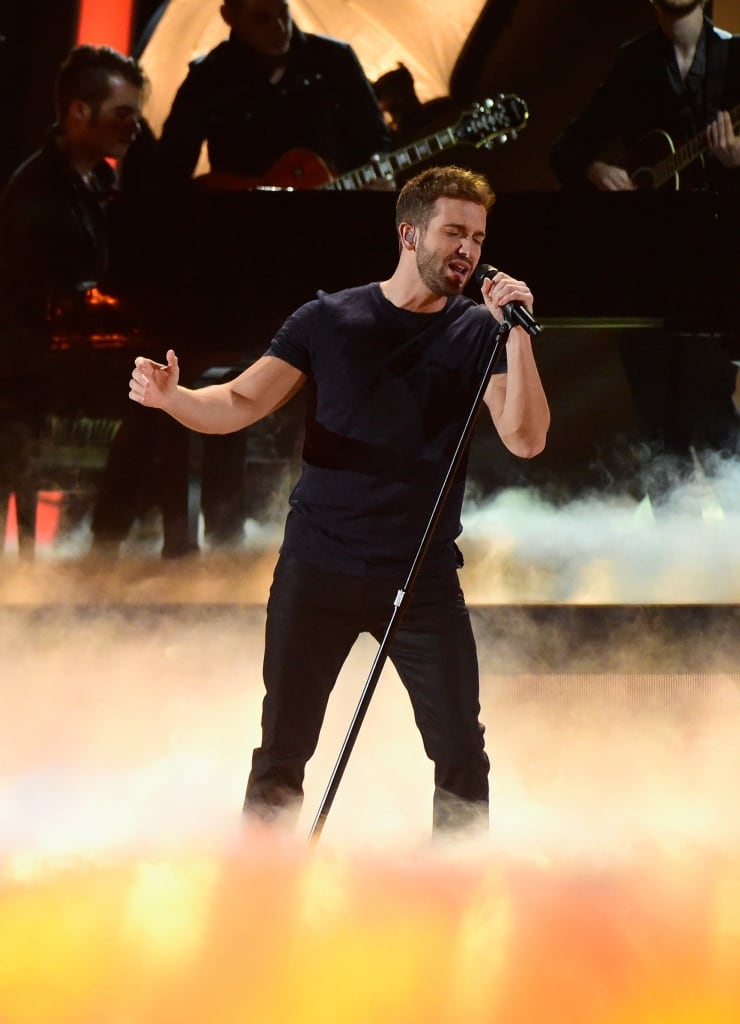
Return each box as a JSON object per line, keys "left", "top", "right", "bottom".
{"left": 129, "top": 348, "right": 180, "bottom": 408}
{"left": 480, "top": 271, "right": 535, "bottom": 325}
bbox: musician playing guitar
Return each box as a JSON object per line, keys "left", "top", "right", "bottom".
{"left": 550, "top": 0, "right": 740, "bottom": 192}
{"left": 140, "top": 0, "right": 392, "bottom": 189}
{"left": 551, "top": 1, "right": 740, "bottom": 464}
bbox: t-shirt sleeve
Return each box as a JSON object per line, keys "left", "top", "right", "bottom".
{"left": 264, "top": 297, "right": 321, "bottom": 374}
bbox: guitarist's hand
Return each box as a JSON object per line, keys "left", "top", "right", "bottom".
{"left": 586, "top": 160, "right": 636, "bottom": 192}
{"left": 707, "top": 111, "right": 740, "bottom": 170}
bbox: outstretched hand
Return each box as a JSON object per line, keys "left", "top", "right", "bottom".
{"left": 129, "top": 348, "right": 180, "bottom": 408}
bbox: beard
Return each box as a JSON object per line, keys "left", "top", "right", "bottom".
{"left": 415, "top": 237, "right": 469, "bottom": 296}
{"left": 652, "top": 0, "right": 705, "bottom": 15}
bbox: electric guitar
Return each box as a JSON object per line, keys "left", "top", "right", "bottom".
{"left": 624, "top": 102, "right": 740, "bottom": 189}
{"left": 197, "top": 94, "right": 529, "bottom": 191}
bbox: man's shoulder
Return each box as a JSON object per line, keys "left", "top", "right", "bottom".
{"left": 186, "top": 39, "right": 236, "bottom": 79}
{"left": 318, "top": 282, "right": 376, "bottom": 303}
{"left": 299, "top": 31, "right": 353, "bottom": 53}
{"left": 279, "top": 285, "right": 375, "bottom": 329}
{"left": 286, "top": 284, "right": 375, "bottom": 331}
{"left": 0, "top": 142, "right": 64, "bottom": 209}
{"left": 616, "top": 26, "right": 665, "bottom": 64}
{"left": 717, "top": 26, "right": 740, "bottom": 63}
{"left": 294, "top": 30, "right": 356, "bottom": 68}
{"left": 183, "top": 32, "right": 358, "bottom": 89}
{"left": 319, "top": 287, "right": 479, "bottom": 314}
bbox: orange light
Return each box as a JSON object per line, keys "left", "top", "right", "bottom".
{"left": 76, "top": 0, "right": 134, "bottom": 53}
{"left": 2, "top": 844, "right": 740, "bottom": 1024}
{"left": 85, "top": 286, "right": 120, "bottom": 309}
{"left": 2, "top": 491, "right": 63, "bottom": 550}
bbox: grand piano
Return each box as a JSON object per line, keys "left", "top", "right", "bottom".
{"left": 106, "top": 186, "right": 740, "bottom": 342}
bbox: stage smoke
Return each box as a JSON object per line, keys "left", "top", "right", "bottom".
{"left": 2, "top": 461, "right": 739, "bottom": 1020}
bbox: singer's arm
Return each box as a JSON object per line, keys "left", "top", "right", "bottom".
{"left": 484, "top": 330, "right": 550, "bottom": 457}
{"left": 479, "top": 273, "right": 550, "bottom": 457}
{"left": 129, "top": 350, "right": 306, "bottom": 433}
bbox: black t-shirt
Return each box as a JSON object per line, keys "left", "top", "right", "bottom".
{"left": 268, "top": 282, "right": 506, "bottom": 578}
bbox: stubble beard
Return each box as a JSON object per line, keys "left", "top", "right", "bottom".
{"left": 415, "top": 238, "right": 464, "bottom": 297}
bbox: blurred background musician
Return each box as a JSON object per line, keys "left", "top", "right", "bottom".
{"left": 0, "top": 44, "right": 145, "bottom": 555}
{"left": 549, "top": 0, "right": 739, "bottom": 464}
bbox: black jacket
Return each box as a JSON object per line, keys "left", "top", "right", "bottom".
{"left": 0, "top": 131, "right": 115, "bottom": 339}
{"left": 150, "top": 28, "right": 392, "bottom": 184}
{"left": 550, "top": 20, "right": 740, "bottom": 190}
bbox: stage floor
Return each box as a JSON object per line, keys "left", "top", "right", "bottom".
{"left": 2, "top": 598, "right": 739, "bottom": 1023}
{"left": 2, "top": 465, "right": 739, "bottom": 1021}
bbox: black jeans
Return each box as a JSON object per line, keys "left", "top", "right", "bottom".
{"left": 245, "top": 554, "right": 489, "bottom": 833}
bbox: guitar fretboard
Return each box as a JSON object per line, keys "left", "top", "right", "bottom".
{"left": 323, "top": 128, "right": 460, "bottom": 192}
{"left": 652, "top": 102, "right": 740, "bottom": 189}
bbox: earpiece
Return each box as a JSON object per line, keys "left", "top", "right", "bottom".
{"left": 404, "top": 228, "right": 415, "bottom": 244}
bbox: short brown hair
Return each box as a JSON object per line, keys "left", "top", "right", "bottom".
{"left": 395, "top": 166, "right": 495, "bottom": 233}
{"left": 55, "top": 45, "right": 146, "bottom": 120}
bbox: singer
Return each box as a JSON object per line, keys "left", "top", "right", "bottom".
{"left": 128, "top": 165, "right": 550, "bottom": 835}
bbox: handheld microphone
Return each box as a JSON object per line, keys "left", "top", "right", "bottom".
{"left": 475, "top": 264, "right": 542, "bottom": 337}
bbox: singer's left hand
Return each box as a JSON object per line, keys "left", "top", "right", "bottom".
{"left": 480, "top": 270, "right": 534, "bottom": 326}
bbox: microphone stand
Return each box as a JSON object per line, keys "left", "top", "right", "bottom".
{"left": 308, "top": 315, "right": 513, "bottom": 843}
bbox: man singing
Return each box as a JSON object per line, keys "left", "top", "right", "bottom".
{"left": 129, "top": 166, "right": 550, "bottom": 834}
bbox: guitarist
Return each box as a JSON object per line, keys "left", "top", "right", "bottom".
{"left": 549, "top": 1, "right": 740, "bottom": 462}
{"left": 550, "top": 0, "right": 740, "bottom": 192}
{"left": 138, "top": 0, "right": 392, "bottom": 189}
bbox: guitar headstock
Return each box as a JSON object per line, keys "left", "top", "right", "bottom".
{"left": 453, "top": 95, "right": 529, "bottom": 150}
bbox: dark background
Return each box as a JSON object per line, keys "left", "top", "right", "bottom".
{"left": 0, "top": 0, "right": 661, "bottom": 192}
{"left": 1, "top": 0, "right": 736, "bottom": 506}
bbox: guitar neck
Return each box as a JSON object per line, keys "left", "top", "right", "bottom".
{"left": 324, "top": 127, "right": 461, "bottom": 192}
{"left": 652, "top": 102, "right": 740, "bottom": 189}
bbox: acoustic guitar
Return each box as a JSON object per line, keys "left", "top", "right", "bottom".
{"left": 624, "top": 102, "right": 740, "bottom": 189}
{"left": 197, "top": 94, "right": 529, "bottom": 192}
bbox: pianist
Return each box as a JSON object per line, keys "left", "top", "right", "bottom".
{"left": 0, "top": 45, "right": 145, "bottom": 553}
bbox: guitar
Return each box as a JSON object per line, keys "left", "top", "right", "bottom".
{"left": 624, "top": 102, "right": 740, "bottom": 190}
{"left": 197, "top": 94, "right": 529, "bottom": 192}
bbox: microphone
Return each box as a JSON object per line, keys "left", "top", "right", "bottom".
{"left": 475, "top": 264, "right": 542, "bottom": 337}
